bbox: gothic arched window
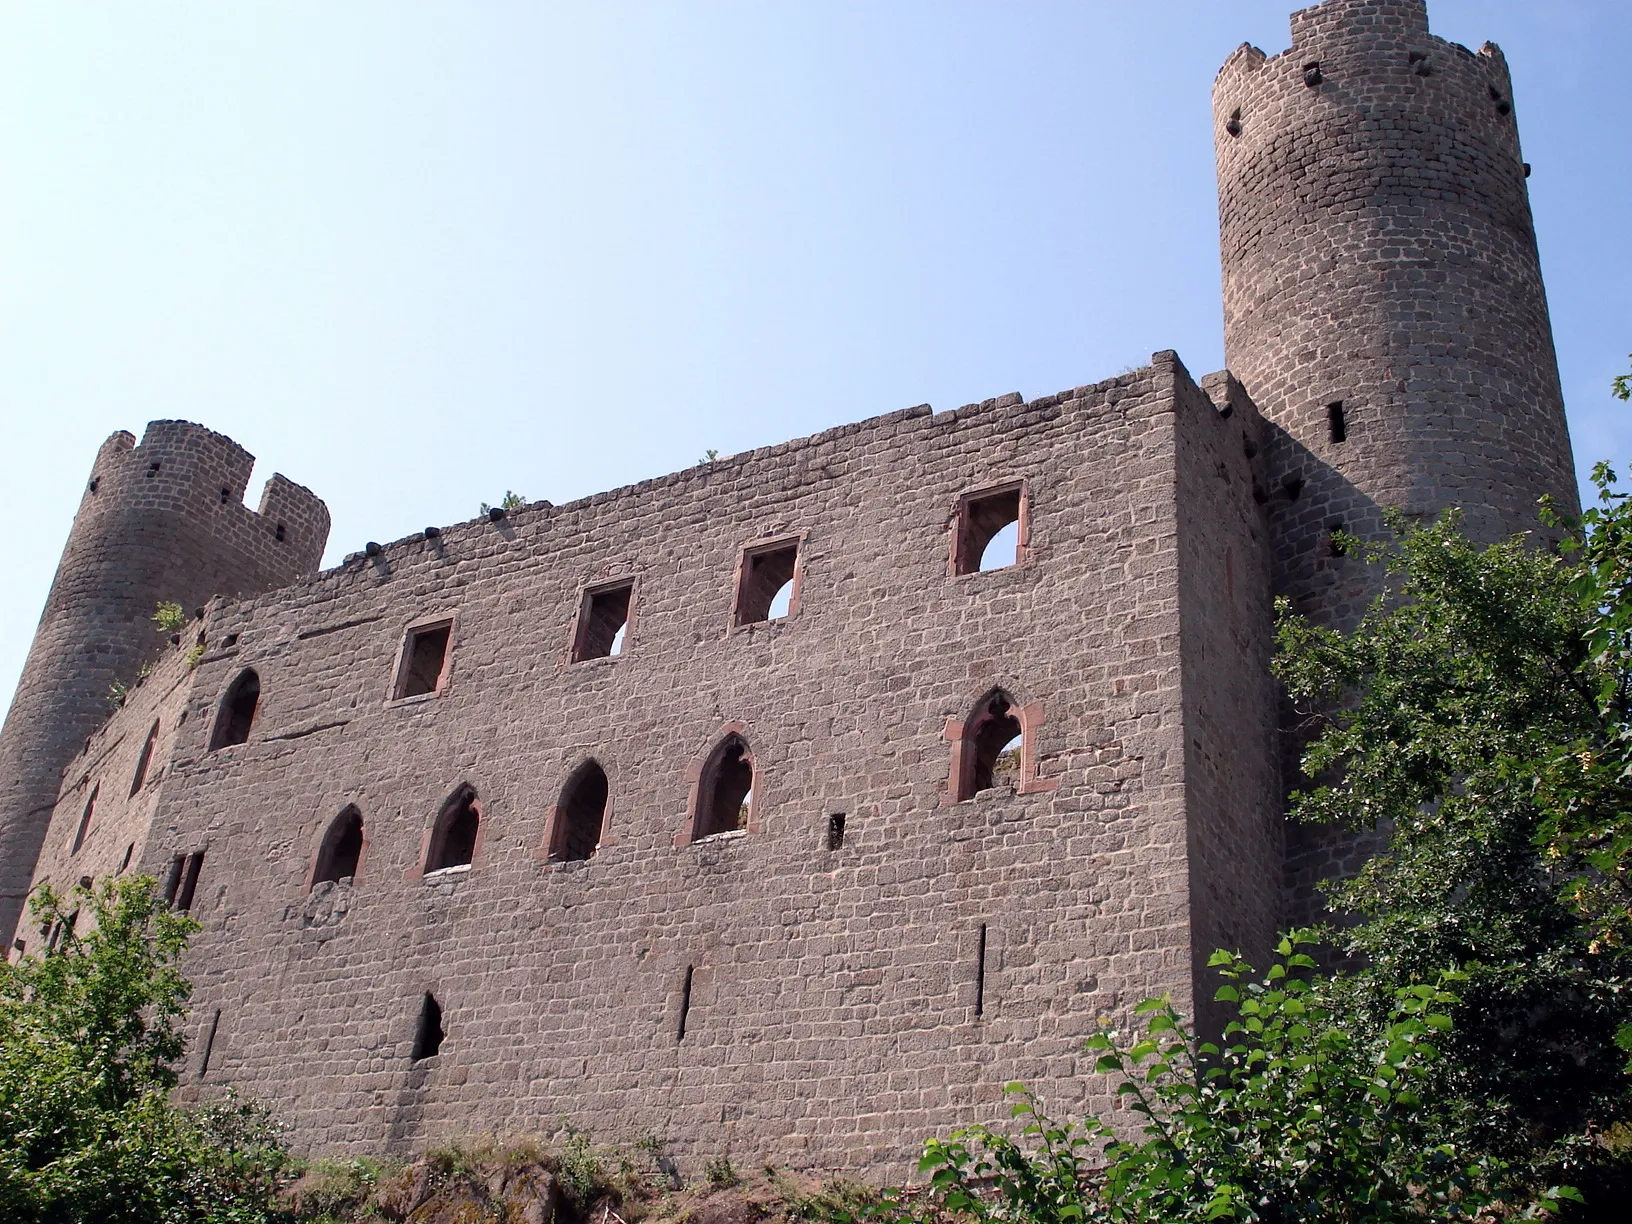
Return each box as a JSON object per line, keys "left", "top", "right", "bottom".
{"left": 550, "top": 761, "right": 608, "bottom": 862}
{"left": 210, "top": 669, "right": 260, "bottom": 750}
{"left": 313, "top": 806, "right": 365, "bottom": 885}
{"left": 427, "top": 784, "right": 480, "bottom": 872}
{"left": 693, "top": 736, "right": 755, "bottom": 840}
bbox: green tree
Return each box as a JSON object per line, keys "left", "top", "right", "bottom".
{"left": 1273, "top": 497, "right": 1632, "bottom": 1198}
{"left": 900, "top": 936, "right": 1565, "bottom": 1223}
{"left": 0, "top": 877, "right": 290, "bottom": 1222}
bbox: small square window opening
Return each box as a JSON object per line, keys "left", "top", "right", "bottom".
{"left": 954, "top": 486, "right": 1024, "bottom": 575}
{"left": 573, "top": 582, "right": 633, "bottom": 661}
{"left": 735, "top": 541, "right": 799, "bottom": 626}
{"left": 394, "top": 621, "right": 453, "bottom": 699}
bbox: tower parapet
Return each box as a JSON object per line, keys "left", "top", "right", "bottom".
{"left": 0, "top": 421, "right": 328, "bottom": 938}
{"left": 1215, "top": 0, "right": 1577, "bottom": 627}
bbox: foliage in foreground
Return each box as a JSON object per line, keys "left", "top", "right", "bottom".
{"left": 878, "top": 936, "right": 1574, "bottom": 1224}
{"left": 1272, "top": 492, "right": 1632, "bottom": 1194}
{"left": 0, "top": 876, "right": 289, "bottom": 1222}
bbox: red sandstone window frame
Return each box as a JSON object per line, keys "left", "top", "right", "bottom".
{"left": 943, "top": 688, "right": 1059, "bottom": 802}
{"left": 730, "top": 535, "right": 805, "bottom": 630}
{"left": 568, "top": 577, "right": 638, "bottom": 663}
{"left": 388, "top": 613, "right": 457, "bottom": 705}
{"left": 949, "top": 480, "right": 1030, "bottom": 577}
{"left": 677, "top": 722, "right": 762, "bottom": 844}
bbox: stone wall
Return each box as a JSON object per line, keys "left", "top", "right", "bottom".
{"left": 19, "top": 355, "right": 1269, "bottom": 1174}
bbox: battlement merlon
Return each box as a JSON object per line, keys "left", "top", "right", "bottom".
{"left": 81, "top": 420, "right": 330, "bottom": 575}
{"left": 1215, "top": 0, "right": 1512, "bottom": 97}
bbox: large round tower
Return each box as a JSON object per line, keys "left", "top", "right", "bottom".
{"left": 0, "top": 421, "right": 329, "bottom": 939}
{"left": 1214, "top": 0, "right": 1578, "bottom": 628}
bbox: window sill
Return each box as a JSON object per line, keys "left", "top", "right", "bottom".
{"left": 385, "top": 691, "right": 443, "bottom": 710}
{"left": 689, "top": 829, "right": 748, "bottom": 847}
{"left": 421, "top": 863, "right": 470, "bottom": 881}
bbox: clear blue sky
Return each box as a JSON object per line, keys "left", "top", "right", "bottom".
{"left": 2, "top": 1, "right": 1628, "bottom": 721}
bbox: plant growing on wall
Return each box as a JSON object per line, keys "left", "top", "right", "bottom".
{"left": 153, "top": 601, "right": 187, "bottom": 635}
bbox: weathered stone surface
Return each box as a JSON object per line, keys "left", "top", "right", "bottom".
{"left": 1, "top": 0, "right": 1580, "bottom": 1182}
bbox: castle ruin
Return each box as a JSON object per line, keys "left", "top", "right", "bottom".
{"left": 0, "top": 0, "right": 1579, "bottom": 1174}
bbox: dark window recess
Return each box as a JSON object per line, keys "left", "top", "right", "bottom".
{"left": 1282, "top": 476, "right": 1304, "bottom": 502}
{"left": 826, "top": 812, "right": 846, "bottom": 852}
{"left": 975, "top": 923, "right": 989, "bottom": 1018}
{"left": 1327, "top": 401, "right": 1347, "bottom": 444}
{"left": 118, "top": 843, "right": 134, "bottom": 873}
{"left": 735, "top": 543, "right": 798, "bottom": 625}
{"left": 573, "top": 583, "right": 632, "bottom": 661}
{"left": 1328, "top": 520, "right": 1347, "bottom": 558}
{"left": 1303, "top": 60, "right": 1322, "bottom": 87}
{"left": 955, "top": 487, "right": 1023, "bottom": 574}
{"left": 396, "top": 623, "right": 452, "bottom": 699}
{"left": 219, "top": 486, "right": 231, "bottom": 504}
{"left": 10, "top": 939, "right": 22, "bottom": 958}
{"left": 162, "top": 855, "right": 184, "bottom": 905}
{"left": 1225, "top": 107, "right": 1242, "bottom": 137}
{"left": 676, "top": 966, "right": 694, "bottom": 1043}
{"left": 314, "top": 806, "right": 364, "bottom": 884}
{"left": 551, "top": 761, "right": 608, "bottom": 862}
{"left": 130, "top": 720, "right": 160, "bottom": 795}
{"left": 412, "top": 993, "right": 444, "bottom": 1061}
{"left": 694, "top": 736, "right": 754, "bottom": 840}
{"left": 174, "top": 851, "right": 205, "bottom": 912}
{"left": 88, "top": 477, "right": 99, "bottom": 494}
{"left": 960, "top": 691, "right": 1023, "bottom": 800}
{"left": 274, "top": 523, "right": 286, "bottom": 542}
{"left": 209, "top": 669, "right": 260, "bottom": 750}
{"left": 198, "top": 1009, "right": 222, "bottom": 1078}
{"left": 147, "top": 461, "right": 161, "bottom": 476}
{"left": 427, "top": 785, "right": 479, "bottom": 871}
{"left": 71, "top": 785, "right": 98, "bottom": 855}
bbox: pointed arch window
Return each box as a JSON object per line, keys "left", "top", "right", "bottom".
{"left": 549, "top": 761, "right": 609, "bottom": 862}
{"left": 693, "top": 735, "right": 755, "bottom": 841}
{"left": 313, "top": 806, "right": 365, "bottom": 886}
{"left": 210, "top": 669, "right": 260, "bottom": 750}
{"left": 946, "top": 688, "right": 1059, "bottom": 801}
{"left": 426, "top": 784, "right": 481, "bottom": 872}
{"left": 960, "top": 690, "right": 1023, "bottom": 799}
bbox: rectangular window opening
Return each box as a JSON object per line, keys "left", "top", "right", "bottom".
{"left": 199, "top": 1008, "right": 221, "bottom": 1078}
{"left": 826, "top": 812, "right": 846, "bottom": 852}
{"left": 734, "top": 541, "right": 799, "bottom": 626}
{"left": 1328, "top": 519, "right": 1347, "bottom": 557}
{"left": 676, "top": 965, "right": 695, "bottom": 1043}
{"left": 955, "top": 486, "right": 1023, "bottom": 575}
{"left": 975, "top": 923, "right": 988, "bottom": 1018}
{"left": 573, "top": 581, "right": 634, "bottom": 661}
{"left": 1327, "top": 401, "right": 1347, "bottom": 444}
{"left": 174, "top": 851, "right": 204, "bottom": 912}
{"left": 395, "top": 620, "right": 453, "bottom": 699}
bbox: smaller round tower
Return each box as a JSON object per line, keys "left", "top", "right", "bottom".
{"left": 0, "top": 421, "right": 329, "bottom": 940}
{"left": 1213, "top": 0, "right": 1578, "bottom": 628}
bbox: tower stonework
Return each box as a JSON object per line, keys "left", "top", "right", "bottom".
{"left": 0, "top": 422, "right": 328, "bottom": 938}
{"left": 1212, "top": 0, "right": 1580, "bottom": 920}
{"left": 1215, "top": 0, "right": 1577, "bottom": 625}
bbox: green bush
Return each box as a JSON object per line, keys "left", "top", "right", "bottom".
{"left": 0, "top": 876, "right": 292, "bottom": 1222}
{"left": 890, "top": 936, "right": 1577, "bottom": 1224}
